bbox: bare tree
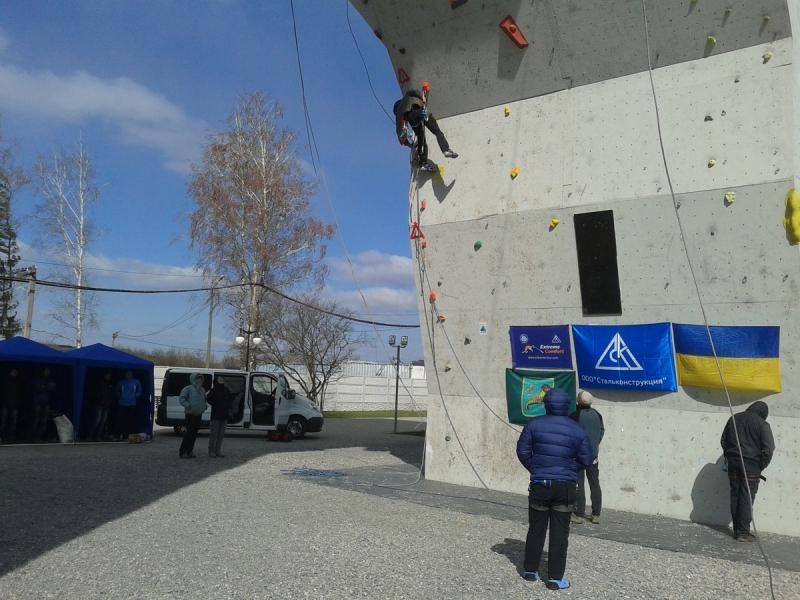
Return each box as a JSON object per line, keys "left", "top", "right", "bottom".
{"left": 33, "top": 139, "right": 99, "bottom": 347}
{"left": 255, "top": 294, "right": 363, "bottom": 409}
{"left": 188, "top": 93, "right": 333, "bottom": 368}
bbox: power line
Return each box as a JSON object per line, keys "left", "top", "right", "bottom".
{"left": 345, "top": 0, "right": 394, "bottom": 123}
{"left": 17, "top": 258, "right": 206, "bottom": 279}
{"left": 116, "top": 335, "right": 230, "bottom": 355}
{"left": 0, "top": 274, "right": 420, "bottom": 329}
{"left": 289, "top": 0, "right": 320, "bottom": 173}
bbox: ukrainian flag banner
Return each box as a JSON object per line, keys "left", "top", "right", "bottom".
{"left": 672, "top": 324, "right": 781, "bottom": 392}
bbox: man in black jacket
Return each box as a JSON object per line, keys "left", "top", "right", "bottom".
{"left": 720, "top": 401, "right": 775, "bottom": 541}
{"left": 207, "top": 376, "right": 233, "bottom": 458}
{"left": 394, "top": 89, "right": 458, "bottom": 173}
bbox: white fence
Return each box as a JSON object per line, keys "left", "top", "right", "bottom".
{"left": 155, "top": 362, "right": 428, "bottom": 413}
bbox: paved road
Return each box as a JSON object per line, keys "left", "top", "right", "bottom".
{"left": 0, "top": 419, "right": 796, "bottom": 599}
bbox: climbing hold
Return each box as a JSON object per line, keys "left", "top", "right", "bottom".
{"left": 504, "top": 107, "right": 511, "bottom": 117}
{"left": 421, "top": 81, "right": 431, "bottom": 92}
{"left": 707, "top": 35, "right": 717, "bottom": 46}
{"left": 451, "top": 0, "right": 468, "bottom": 7}
{"left": 464, "top": 336, "right": 471, "bottom": 345}
{"left": 549, "top": 218, "right": 560, "bottom": 230}
{"left": 397, "top": 68, "right": 410, "bottom": 85}
{"left": 707, "top": 159, "right": 716, "bottom": 168}
{"left": 421, "top": 199, "right": 427, "bottom": 211}
{"left": 437, "top": 280, "right": 442, "bottom": 287}
{"left": 437, "top": 314, "right": 447, "bottom": 323}
{"left": 762, "top": 51, "right": 773, "bottom": 64}
{"left": 724, "top": 7, "right": 732, "bottom": 14}
{"left": 510, "top": 167, "right": 520, "bottom": 179}
{"left": 409, "top": 221, "right": 425, "bottom": 240}
{"left": 429, "top": 291, "right": 438, "bottom": 303}
{"left": 763, "top": 15, "right": 771, "bottom": 23}
{"left": 724, "top": 191, "right": 736, "bottom": 205}
{"left": 373, "top": 29, "right": 383, "bottom": 40}
{"left": 421, "top": 239, "right": 428, "bottom": 249}
{"left": 785, "top": 189, "right": 800, "bottom": 244}
{"left": 437, "top": 165, "right": 445, "bottom": 178}
{"left": 499, "top": 16, "right": 529, "bottom": 49}
{"left": 704, "top": 115, "right": 713, "bottom": 122}
{"left": 444, "top": 366, "right": 452, "bottom": 373}
{"left": 473, "top": 240, "right": 482, "bottom": 251}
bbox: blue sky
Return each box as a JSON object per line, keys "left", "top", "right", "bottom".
{"left": 0, "top": 1, "right": 423, "bottom": 362}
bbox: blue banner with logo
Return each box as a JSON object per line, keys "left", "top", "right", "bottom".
{"left": 509, "top": 325, "right": 573, "bottom": 370}
{"left": 572, "top": 323, "right": 677, "bottom": 391}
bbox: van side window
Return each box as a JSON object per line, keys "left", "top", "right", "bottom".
{"left": 251, "top": 375, "right": 276, "bottom": 396}
{"left": 166, "top": 372, "right": 191, "bottom": 396}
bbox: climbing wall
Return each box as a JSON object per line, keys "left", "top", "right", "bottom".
{"left": 353, "top": 0, "right": 800, "bottom": 535}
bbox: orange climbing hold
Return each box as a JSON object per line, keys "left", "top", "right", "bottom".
{"left": 421, "top": 199, "right": 428, "bottom": 211}
{"left": 510, "top": 167, "right": 520, "bottom": 179}
{"left": 499, "top": 16, "right": 529, "bottom": 49}
{"left": 422, "top": 81, "right": 431, "bottom": 92}
{"left": 429, "top": 291, "right": 438, "bottom": 303}
{"left": 410, "top": 221, "right": 425, "bottom": 240}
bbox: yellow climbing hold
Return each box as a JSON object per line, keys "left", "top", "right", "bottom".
{"left": 510, "top": 167, "right": 520, "bottom": 179}
{"left": 785, "top": 188, "right": 800, "bottom": 244}
{"left": 724, "top": 191, "right": 736, "bottom": 205}
{"left": 708, "top": 159, "right": 716, "bottom": 168}
{"left": 762, "top": 51, "right": 773, "bottom": 64}
{"left": 707, "top": 35, "right": 717, "bottom": 46}
{"left": 437, "top": 165, "right": 445, "bottom": 178}
{"left": 549, "top": 218, "right": 560, "bottom": 230}
{"left": 504, "top": 107, "right": 511, "bottom": 117}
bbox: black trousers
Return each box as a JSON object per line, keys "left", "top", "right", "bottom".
{"left": 411, "top": 111, "right": 450, "bottom": 164}
{"left": 576, "top": 463, "right": 602, "bottom": 517}
{"left": 179, "top": 414, "right": 201, "bottom": 456}
{"left": 524, "top": 481, "right": 576, "bottom": 580}
{"left": 729, "top": 467, "right": 760, "bottom": 537}
{"left": 115, "top": 406, "right": 136, "bottom": 439}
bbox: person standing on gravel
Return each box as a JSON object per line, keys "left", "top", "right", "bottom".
{"left": 516, "top": 387, "right": 592, "bottom": 591}
{"left": 206, "top": 375, "right": 232, "bottom": 458}
{"left": 721, "top": 401, "right": 774, "bottom": 542}
{"left": 570, "top": 390, "right": 604, "bottom": 525}
{"left": 178, "top": 373, "right": 207, "bottom": 459}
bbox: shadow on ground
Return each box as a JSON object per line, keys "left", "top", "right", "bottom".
{"left": 491, "top": 537, "right": 550, "bottom": 578}
{"left": 0, "top": 418, "right": 424, "bottom": 577}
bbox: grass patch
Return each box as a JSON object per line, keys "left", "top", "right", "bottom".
{"left": 323, "top": 410, "right": 427, "bottom": 419}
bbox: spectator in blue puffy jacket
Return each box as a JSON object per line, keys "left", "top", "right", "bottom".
{"left": 516, "top": 387, "right": 592, "bottom": 591}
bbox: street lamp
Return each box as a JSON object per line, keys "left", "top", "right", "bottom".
{"left": 388, "top": 335, "right": 409, "bottom": 433}
{"left": 235, "top": 328, "right": 262, "bottom": 371}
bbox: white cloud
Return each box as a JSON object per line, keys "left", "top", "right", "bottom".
{"left": 0, "top": 64, "right": 205, "bottom": 173}
{"left": 329, "top": 250, "right": 414, "bottom": 288}
{"left": 327, "top": 286, "right": 418, "bottom": 317}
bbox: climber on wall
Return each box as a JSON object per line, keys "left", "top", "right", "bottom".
{"left": 393, "top": 88, "right": 458, "bottom": 173}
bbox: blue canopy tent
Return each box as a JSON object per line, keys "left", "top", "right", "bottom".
{"left": 0, "top": 336, "right": 79, "bottom": 441}
{"left": 66, "top": 344, "right": 155, "bottom": 438}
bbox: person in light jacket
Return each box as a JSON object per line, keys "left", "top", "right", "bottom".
{"left": 178, "top": 373, "right": 207, "bottom": 458}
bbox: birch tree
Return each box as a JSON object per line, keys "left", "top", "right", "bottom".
{"left": 188, "top": 93, "right": 333, "bottom": 365}
{"left": 33, "top": 140, "right": 99, "bottom": 347}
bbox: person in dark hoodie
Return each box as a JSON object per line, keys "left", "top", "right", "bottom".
{"left": 570, "top": 390, "right": 605, "bottom": 525}
{"left": 394, "top": 89, "right": 458, "bottom": 173}
{"left": 89, "top": 372, "right": 115, "bottom": 441}
{"left": 720, "top": 401, "right": 774, "bottom": 542}
{"left": 516, "top": 388, "right": 593, "bottom": 591}
{"left": 206, "top": 375, "right": 232, "bottom": 458}
{"left": 1, "top": 368, "right": 22, "bottom": 443}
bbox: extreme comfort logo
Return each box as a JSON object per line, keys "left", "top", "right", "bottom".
{"left": 595, "top": 333, "right": 642, "bottom": 371}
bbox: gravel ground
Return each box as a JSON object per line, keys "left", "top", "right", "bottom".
{"left": 0, "top": 421, "right": 795, "bottom": 599}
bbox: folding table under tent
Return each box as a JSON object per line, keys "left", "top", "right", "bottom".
{"left": 66, "top": 343, "right": 155, "bottom": 438}
{"left": 0, "top": 336, "right": 79, "bottom": 441}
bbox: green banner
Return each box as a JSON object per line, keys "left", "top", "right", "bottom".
{"left": 505, "top": 369, "right": 577, "bottom": 424}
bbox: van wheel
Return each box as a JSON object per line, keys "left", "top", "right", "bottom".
{"left": 287, "top": 416, "right": 307, "bottom": 439}
{"left": 173, "top": 425, "right": 186, "bottom": 435}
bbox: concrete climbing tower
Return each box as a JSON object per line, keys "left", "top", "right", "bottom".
{"left": 352, "top": 0, "right": 800, "bottom": 535}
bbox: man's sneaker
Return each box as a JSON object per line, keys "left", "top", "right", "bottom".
{"left": 570, "top": 514, "right": 585, "bottom": 524}
{"left": 443, "top": 149, "right": 459, "bottom": 158}
{"left": 736, "top": 532, "right": 757, "bottom": 542}
{"left": 590, "top": 515, "right": 600, "bottom": 524}
{"left": 521, "top": 571, "right": 539, "bottom": 581}
{"left": 545, "top": 578, "right": 571, "bottom": 590}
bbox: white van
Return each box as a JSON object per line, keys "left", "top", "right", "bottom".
{"left": 155, "top": 368, "right": 323, "bottom": 439}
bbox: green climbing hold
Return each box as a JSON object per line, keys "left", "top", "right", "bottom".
{"left": 474, "top": 240, "right": 482, "bottom": 251}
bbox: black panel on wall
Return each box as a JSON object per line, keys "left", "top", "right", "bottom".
{"left": 573, "top": 210, "right": 622, "bottom": 316}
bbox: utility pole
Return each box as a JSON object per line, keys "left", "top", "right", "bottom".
{"left": 23, "top": 266, "right": 36, "bottom": 338}
{"left": 205, "top": 287, "right": 215, "bottom": 368}
{"left": 111, "top": 331, "right": 119, "bottom": 348}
